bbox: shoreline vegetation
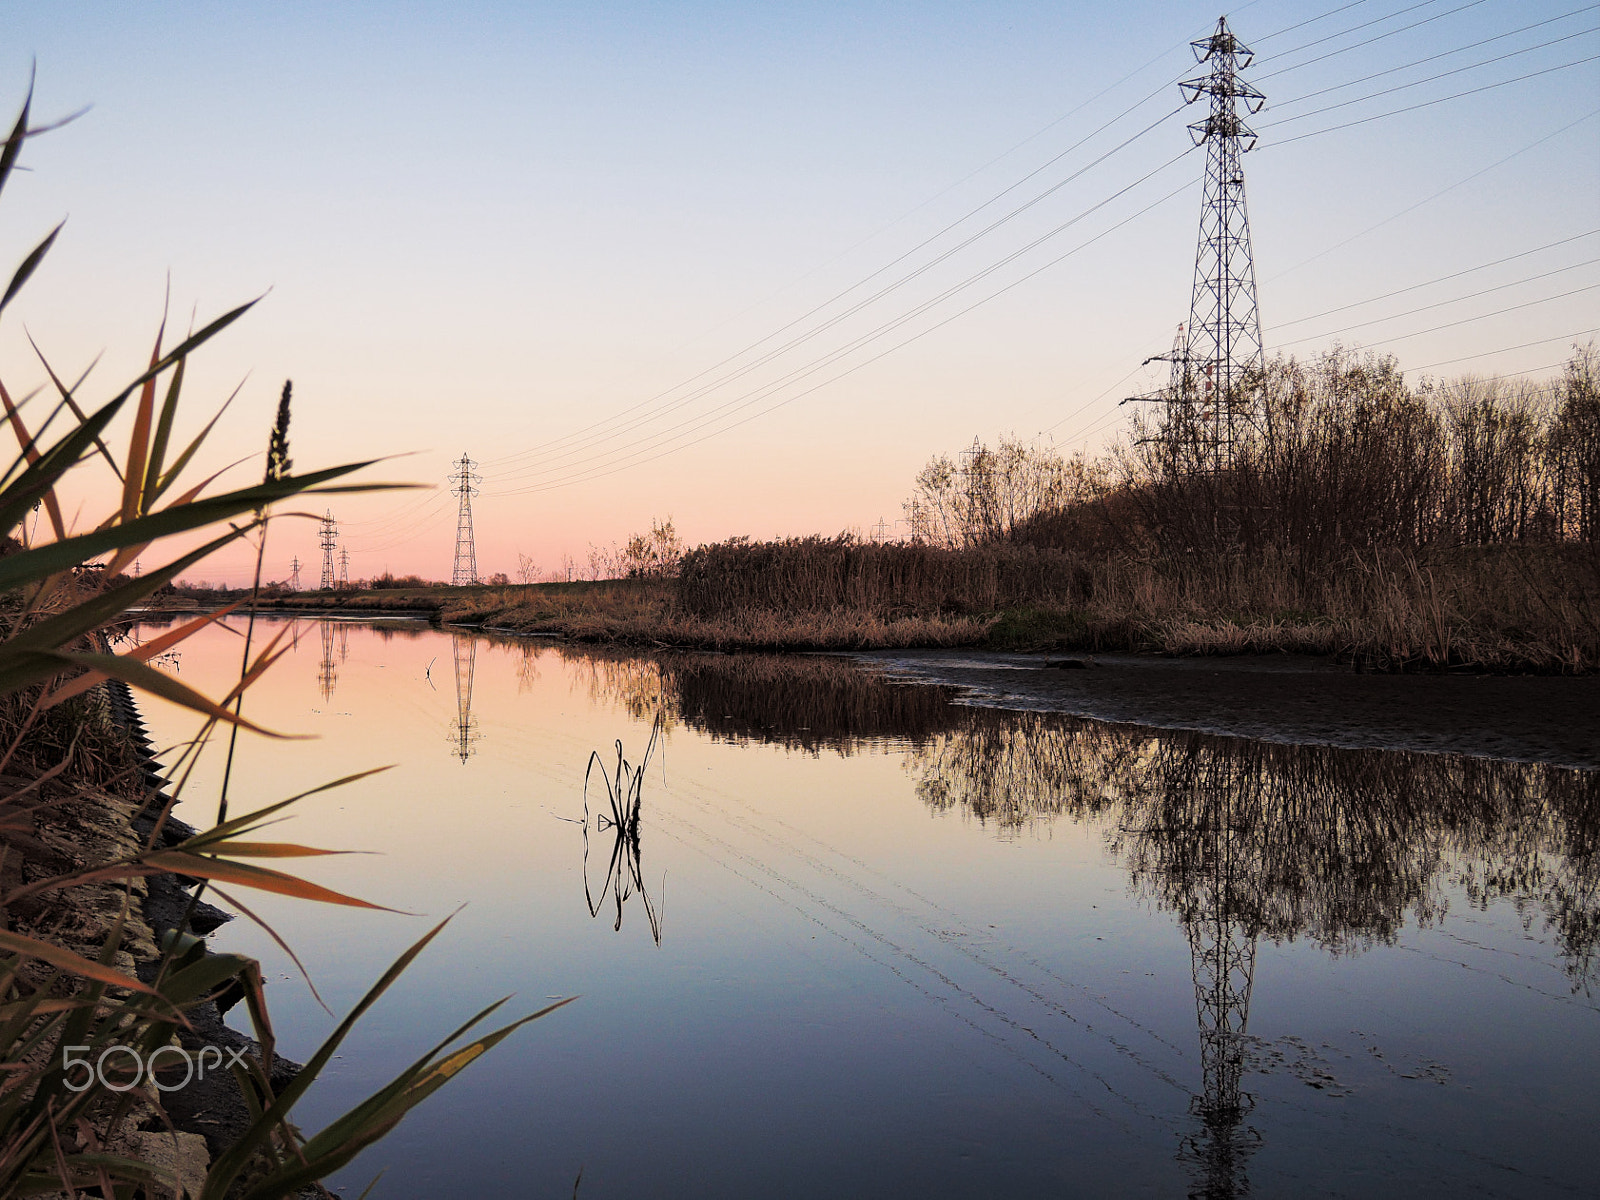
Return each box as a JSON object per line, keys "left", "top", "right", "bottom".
{"left": 166, "top": 537, "right": 1599, "bottom": 673}
{"left": 174, "top": 348, "right": 1600, "bottom": 674}
{"left": 1, "top": 85, "right": 563, "bottom": 1196}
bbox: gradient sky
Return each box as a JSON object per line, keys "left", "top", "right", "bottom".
{"left": 4, "top": 1, "right": 1597, "bottom": 583}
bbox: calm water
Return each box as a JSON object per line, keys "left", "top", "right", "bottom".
{"left": 132, "top": 618, "right": 1599, "bottom": 1199}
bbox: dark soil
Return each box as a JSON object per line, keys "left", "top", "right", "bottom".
{"left": 856, "top": 650, "right": 1600, "bottom": 768}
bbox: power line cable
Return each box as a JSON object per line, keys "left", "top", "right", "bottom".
{"left": 1267, "top": 231, "right": 1600, "bottom": 329}
{"left": 1264, "top": 53, "right": 1600, "bottom": 146}
{"left": 1258, "top": 0, "right": 1477, "bottom": 67}
{"left": 1266, "top": 106, "right": 1600, "bottom": 282}
{"left": 354, "top": 2, "right": 1593, "bottom": 514}
{"left": 1283, "top": 282, "right": 1600, "bottom": 351}
{"left": 1265, "top": 26, "right": 1600, "bottom": 125}
{"left": 1254, "top": 0, "right": 1495, "bottom": 83}
{"left": 1407, "top": 330, "right": 1599, "bottom": 372}
{"left": 1270, "top": 6, "right": 1600, "bottom": 106}
{"left": 478, "top": 0, "right": 1415, "bottom": 476}
{"left": 1255, "top": 0, "right": 1381, "bottom": 43}
{"left": 473, "top": 101, "right": 1190, "bottom": 483}
{"left": 484, "top": 154, "right": 1197, "bottom": 492}
{"left": 481, "top": 89, "right": 1193, "bottom": 473}
{"left": 1273, "top": 256, "right": 1600, "bottom": 339}
{"left": 486, "top": 175, "right": 1199, "bottom": 497}
{"left": 481, "top": 110, "right": 1190, "bottom": 482}
{"left": 494, "top": 73, "right": 1594, "bottom": 492}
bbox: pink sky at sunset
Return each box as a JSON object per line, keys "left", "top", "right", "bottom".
{"left": 3, "top": 2, "right": 1595, "bottom": 584}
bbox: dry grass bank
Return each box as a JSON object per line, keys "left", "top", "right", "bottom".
{"left": 438, "top": 578, "right": 987, "bottom": 650}
{"left": 283, "top": 539, "right": 1600, "bottom": 671}
{"left": 678, "top": 537, "right": 1600, "bottom": 670}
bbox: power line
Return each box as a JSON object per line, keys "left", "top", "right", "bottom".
{"left": 1281, "top": 282, "right": 1600, "bottom": 351}
{"left": 345, "top": 4, "right": 1598, "bottom": 518}
{"left": 482, "top": 151, "right": 1197, "bottom": 493}
{"left": 1264, "top": 53, "right": 1600, "bottom": 147}
{"left": 1266, "top": 105, "right": 1600, "bottom": 283}
{"left": 1255, "top": 0, "right": 1381, "bottom": 44}
{"left": 487, "top": 174, "right": 1200, "bottom": 498}
{"left": 1407, "top": 329, "right": 1599, "bottom": 372}
{"left": 1259, "top": 0, "right": 1482, "bottom": 67}
{"left": 1254, "top": 0, "right": 1495, "bottom": 83}
{"left": 481, "top": 99, "right": 1189, "bottom": 480}
{"left": 1264, "top": 26, "right": 1600, "bottom": 126}
{"left": 478, "top": 1, "right": 1425, "bottom": 479}
{"left": 1268, "top": 7, "right": 1600, "bottom": 106}
{"left": 1272, "top": 256, "right": 1600, "bottom": 339}
{"left": 1267, "top": 231, "right": 1599, "bottom": 329}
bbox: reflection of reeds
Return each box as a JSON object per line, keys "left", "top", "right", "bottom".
{"left": 562, "top": 644, "right": 962, "bottom": 756}
{"left": 582, "top": 714, "right": 664, "bottom": 945}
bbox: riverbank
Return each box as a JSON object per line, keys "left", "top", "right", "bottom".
{"left": 174, "top": 540, "right": 1600, "bottom": 673}
{"left": 0, "top": 681, "right": 314, "bottom": 1198}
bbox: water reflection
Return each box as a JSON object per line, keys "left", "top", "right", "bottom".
{"left": 560, "top": 647, "right": 1600, "bottom": 986}
{"left": 581, "top": 715, "right": 665, "bottom": 945}
{"left": 451, "top": 632, "right": 481, "bottom": 763}
{"left": 561, "top": 644, "right": 1598, "bottom": 1198}
{"left": 317, "top": 619, "right": 338, "bottom": 701}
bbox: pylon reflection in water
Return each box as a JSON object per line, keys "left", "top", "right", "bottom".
{"left": 316, "top": 619, "right": 337, "bottom": 702}
{"left": 449, "top": 632, "right": 481, "bottom": 763}
{"left": 1177, "top": 779, "right": 1263, "bottom": 1200}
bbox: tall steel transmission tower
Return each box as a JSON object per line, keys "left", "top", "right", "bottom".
{"left": 318, "top": 510, "right": 339, "bottom": 590}
{"left": 338, "top": 547, "right": 350, "bottom": 589}
{"left": 1179, "top": 16, "right": 1266, "bottom": 465}
{"left": 451, "top": 453, "right": 481, "bottom": 587}
{"left": 289, "top": 556, "right": 301, "bottom": 591}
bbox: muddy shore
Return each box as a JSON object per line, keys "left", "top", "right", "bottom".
{"left": 853, "top": 649, "right": 1600, "bottom": 769}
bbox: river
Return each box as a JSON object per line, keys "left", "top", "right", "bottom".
{"left": 131, "top": 617, "right": 1600, "bottom": 1199}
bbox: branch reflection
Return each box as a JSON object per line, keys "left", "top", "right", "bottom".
{"left": 581, "top": 713, "right": 665, "bottom": 946}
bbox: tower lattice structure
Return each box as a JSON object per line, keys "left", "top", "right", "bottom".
{"left": 289, "top": 556, "right": 301, "bottom": 591}
{"left": 338, "top": 547, "right": 350, "bottom": 589}
{"left": 451, "top": 453, "right": 481, "bottom": 587}
{"left": 318, "top": 510, "right": 339, "bottom": 590}
{"left": 1178, "top": 15, "right": 1265, "bottom": 468}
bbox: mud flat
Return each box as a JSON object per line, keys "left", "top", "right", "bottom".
{"left": 854, "top": 649, "right": 1600, "bottom": 768}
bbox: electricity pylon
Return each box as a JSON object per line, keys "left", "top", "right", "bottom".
{"left": 451, "top": 453, "right": 481, "bottom": 587}
{"left": 1181, "top": 15, "right": 1265, "bottom": 467}
{"left": 450, "top": 631, "right": 481, "bottom": 763}
{"left": 289, "top": 556, "right": 301, "bottom": 591}
{"left": 338, "top": 547, "right": 350, "bottom": 589}
{"left": 318, "top": 511, "right": 338, "bottom": 590}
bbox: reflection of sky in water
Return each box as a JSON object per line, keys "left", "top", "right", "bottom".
{"left": 133, "top": 619, "right": 1600, "bottom": 1199}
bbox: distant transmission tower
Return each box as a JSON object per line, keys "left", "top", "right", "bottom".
{"left": 1180, "top": 16, "right": 1266, "bottom": 466}
{"left": 338, "top": 547, "right": 350, "bottom": 589}
{"left": 318, "top": 511, "right": 339, "bottom": 590}
{"left": 289, "top": 556, "right": 302, "bottom": 591}
{"left": 451, "top": 453, "right": 481, "bottom": 586}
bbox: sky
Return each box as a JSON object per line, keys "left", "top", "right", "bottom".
{"left": 3, "top": 1, "right": 1597, "bottom": 584}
